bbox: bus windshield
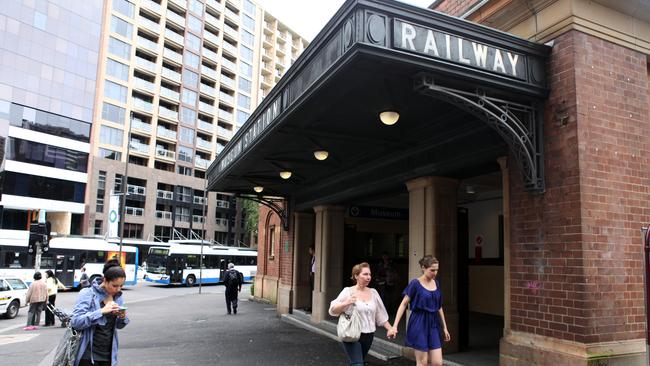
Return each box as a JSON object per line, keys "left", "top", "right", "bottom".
{"left": 147, "top": 248, "right": 169, "bottom": 274}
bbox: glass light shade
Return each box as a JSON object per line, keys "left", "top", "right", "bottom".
{"left": 253, "top": 186, "right": 264, "bottom": 193}
{"left": 279, "top": 171, "right": 292, "bottom": 179}
{"left": 313, "top": 150, "right": 329, "bottom": 161}
{"left": 379, "top": 111, "right": 400, "bottom": 125}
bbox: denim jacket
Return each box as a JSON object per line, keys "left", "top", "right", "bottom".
{"left": 71, "top": 279, "right": 129, "bottom": 366}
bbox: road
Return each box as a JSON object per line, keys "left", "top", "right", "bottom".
{"left": 0, "top": 281, "right": 413, "bottom": 365}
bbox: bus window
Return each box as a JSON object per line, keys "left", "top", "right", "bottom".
{"left": 40, "top": 254, "right": 56, "bottom": 269}
{"left": 3, "top": 251, "right": 28, "bottom": 268}
{"left": 126, "top": 252, "right": 136, "bottom": 264}
{"left": 248, "top": 257, "right": 256, "bottom": 265}
{"left": 186, "top": 255, "right": 198, "bottom": 269}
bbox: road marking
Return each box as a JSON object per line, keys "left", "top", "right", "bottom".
{"left": 0, "top": 333, "right": 39, "bottom": 346}
{"left": 0, "top": 323, "right": 26, "bottom": 334}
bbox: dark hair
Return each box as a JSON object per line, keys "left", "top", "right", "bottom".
{"left": 33, "top": 272, "right": 42, "bottom": 280}
{"left": 45, "top": 269, "right": 56, "bottom": 280}
{"left": 419, "top": 255, "right": 439, "bottom": 269}
{"left": 350, "top": 262, "right": 370, "bottom": 283}
{"left": 103, "top": 259, "right": 126, "bottom": 281}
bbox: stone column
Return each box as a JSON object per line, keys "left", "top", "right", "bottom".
{"left": 292, "top": 212, "right": 315, "bottom": 310}
{"left": 311, "top": 205, "right": 345, "bottom": 323}
{"left": 406, "top": 176, "right": 459, "bottom": 352}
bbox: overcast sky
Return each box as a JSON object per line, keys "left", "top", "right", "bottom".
{"left": 253, "top": 0, "right": 434, "bottom": 41}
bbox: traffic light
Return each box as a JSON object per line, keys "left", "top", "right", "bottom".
{"left": 28, "top": 222, "right": 49, "bottom": 254}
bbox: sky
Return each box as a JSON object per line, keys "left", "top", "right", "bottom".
{"left": 253, "top": 0, "right": 434, "bottom": 41}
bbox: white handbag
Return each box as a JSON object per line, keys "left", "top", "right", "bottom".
{"left": 336, "top": 290, "right": 361, "bottom": 342}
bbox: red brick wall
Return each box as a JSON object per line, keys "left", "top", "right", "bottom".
{"left": 431, "top": 0, "right": 481, "bottom": 17}
{"left": 257, "top": 204, "right": 294, "bottom": 286}
{"left": 509, "top": 30, "right": 650, "bottom": 343}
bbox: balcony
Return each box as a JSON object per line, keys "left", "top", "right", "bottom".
{"left": 226, "top": 0, "right": 240, "bottom": 10}
{"left": 196, "top": 138, "right": 212, "bottom": 150}
{"left": 263, "top": 21, "right": 273, "bottom": 32}
{"left": 155, "top": 210, "right": 172, "bottom": 220}
{"left": 193, "top": 196, "right": 205, "bottom": 205}
{"left": 141, "top": 0, "right": 162, "bottom": 14}
{"left": 202, "top": 47, "right": 218, "bottom": 61}
{"left": 131, "top": 118, "right": 152, "bottom": 133}
{"left": 155, "top": 147, "right": 175, "bottom": 160}
{"left": 129, "top": 140, "right": 150, "bottom": 154}
{"left": 223, "top": 24, "right": 238, "bottom": 40}
{"left": 222, "top": 42, "right": 237, "bottom": 56}
{"left": 159, "top": 86, "right": 180, "bottom": 101}
{"left": 224, "top": 8, "right": 239, "bottom": 23}
{"left": 168, "top": 0, "right": 186, "bottom": 10}
{"left": 205, "top": 12, "right": 220, "bottom": 27}
{"left": 199, "top": 100, "right": 214, "bottom": 115}
{"left": 163, "top": 48, "right": 183, "bottom": 64}
{"left": 127, "top": 184, "right": 146, "bottom": 196}
{"left": 157, "top": 126, "right": 177, "bottom": 140}
{"left": 166, "top": 11, "right": 185, "bottom": 26}
{"left": 205, "top": 0, "right": 220, "bottom": 11}
{"left": 135, "top": 57, "right": 157, "bottom": 73}
{"left": 134, "top": 77, "right": 156, "bottom": 93}
{"left": 192, "top": 215, "right": 205, "bottom": 224}
{"left": 203, "top": 31, "right": 219, "bottom": 46}
{"left": 202, "top": 66, "right": 218, "bottom": 80}
{"left": 139, "top": 16, "right": 161, "bottom": 34}
{"left": 262, "top": 49, "right": 272, "bottom": 61}
{"left": 156, "top": 189, "right": 174, "bottom": 200}
{"left": 216, "top": 199, "right": 230, "bottom": 208}
{"left": 220, "top": 75, "right": 235, "bottom": 88}
{"left": 217, "top": 126, "right": 233, "bottom": 139}
{"left": 215, "top": 218, "right": 228, "bottom": 227}
{"left": 199, "top": 83, "right": 216, "bottom": 96}
{"left": 126, "top": 206, "right": 144, "bottom": 216}
{"left": 176, "top": 213, "right": 190, "bottom": 222}
{"left": 137, "top": 36, "right": 159, "bottom": 53}
{"left": 158, "top": 106, "right": 178, "bottom": 121}
{"left": 216, "top": 144, "right": 225, "bottom": 154}
{"left": 164, "top": 28, "right": 184, "bottom": 45}
{"left": 133, "top": 98, "right": 154, "bottom": 113}
{"left": 218, "top": 109, "right": 233, "bottom": 122}
{"left": 197, "top": 120, "right": 214, "bottom": 132}
{"left": 219, "top": 92, "right": 234, "bottom": 105}
{"left": 161, "top": 67, "right": 181, "bottom": 83}
{"left": 221, "top": 58, "right": 236, "bottom": 72}
{"left": 195, "top": 156, "right": 210, "bottom": 169}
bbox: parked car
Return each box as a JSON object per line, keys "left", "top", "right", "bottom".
{"left": 0, "top": 277, "right": 28, "bottom": 319}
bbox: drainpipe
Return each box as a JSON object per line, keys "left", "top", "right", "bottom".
{"left": 643, "top": 225, "right": 650, "bottom": 361}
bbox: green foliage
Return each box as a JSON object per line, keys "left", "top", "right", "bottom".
{"left": 243, "top": 198, "right": 260, "bottom": 235}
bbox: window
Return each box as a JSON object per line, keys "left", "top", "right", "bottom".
{"left": 176, "top": 186, "right": 192, "bottom": 202}
{"left": 188, "top": 0, "right": 204, "bottom": 15}
{"left": 93, "top": 220, "right": 103, "bottom": 235}
{"left": 33, "top": 11, "right": 47, "bottom": 30}
{"left": 179, "top": 126, "right": 195, "bottom": 144}
{"left": 184, "top": 51, "right": 200, "bottom": 69}
{"left": 177, "top": 166, "right": 192, "bottom": 176}
{"left": 106, "top": 59, "right": 129, "bottom": 81}
{"left": 238, "top": 77, "right": 252, "bottom": 93}
{"left": 242, "top": 14, "right": 255, "bottom": 30}
{"left": 237, "top": 94, "right": 251, "bottom": 110}
{"left": 239, "top": 62, "right": 252, "bottom": 78}
{"left": 102, "top": 102, "right": 126, "bottom": 124}
{"left": 113, "top": 0, "right": 134, "bottom": 18}
{"left": 110, "top": 15, "right": 133, "bottom": 39}
{"left": 243, "top": 0, "right": 256, "bottom": 16}
{"left": 239, "top": 45, "right": 253, "bottom": 63}
{"left": 175, "top": 206, "right": 190, "bottom": 222}
{"left": 108, "top": 37, "right": 131, "bottom": 59}
{"left": 104, "top": 80, "right": 127, "bottom": 103}
{"left": 178, "top": 146, "right": 193, "bottom": 162}
{"left": 187, "top": 15, "right": 202, "bottom": 34}
{"left": 2, "top": 172, "right": 86, "bottom": 203}
{"left": 186, "top": 33, "right": 201, "bottom": 52}
{"left": 182, "top": 88, "right": 197, "bottom": 106}
{"left": 236, "top": 110, "right": 250, "bottom": 125}
{"left": 99, "top": 148, "right": 121, "bottom": 160}
{"left": 7, "top": 138, "right": 89, "bottom": 173}
{"left": 180, "top": 107, "right": 196, "bottom": 125}
{"left": 2, "top": 251, "right": 28, "bottom": 269}
{"left": 241, "top": 30, "right": 254, "bottom": 47}
{"left": 98, "top": 171, "right": 107, "bottom": 191}
{"left": 100, "top": 125, "right": 124, "bottom": 146}
{"left": 124, "top": 223, "right": 143, "bottom": 238}
{"left": 9, "top": 103, "right": 91, "bottom": 142}
{"left": 114, "top": 174, "right": 123, "bottom": 192}
{"left": 268, "top": 225, "right": 275, "bottom": 258}
{"left": 96, "top": 170, "right": 106, "bottom": 212}
{"left": 182, "top": 69, "right": 199, "bottom": 88}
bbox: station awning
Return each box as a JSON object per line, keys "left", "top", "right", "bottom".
{"left": 207, "top": 0, "right": 550, "bottom": 211}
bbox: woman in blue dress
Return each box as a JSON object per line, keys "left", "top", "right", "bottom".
{"left": 387, "top": 255, "right": 450, "bottom": 366}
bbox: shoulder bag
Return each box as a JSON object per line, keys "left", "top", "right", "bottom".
{"left": 52, "top": 326, "right": 81, "bottom": 366}
{"left": 336, "top": 289, "right": 361, "bottom": 342}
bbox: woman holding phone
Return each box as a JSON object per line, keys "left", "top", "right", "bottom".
{"left": 71, "top": 259, "right": 130, "bottom": 366}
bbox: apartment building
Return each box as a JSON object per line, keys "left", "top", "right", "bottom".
{"left": 86, "top": 0, "right": 307, "bottom": 245}
{"left": 0, "top": 1, "right": 103, "bottom": 235}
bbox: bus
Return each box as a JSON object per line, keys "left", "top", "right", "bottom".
{"left": 0, "top": 230, "right": 138, "bottom": 288}
{"left": 144, "top": 242, "right": 257, "bottom": 286}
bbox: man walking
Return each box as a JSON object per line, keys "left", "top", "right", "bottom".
{"left": 223, "top": 263, "right": 243, "bottom": 315}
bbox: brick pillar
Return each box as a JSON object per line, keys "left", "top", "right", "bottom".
{"left": 500, "top": 30, "right": 649, "bottom": 365}
{"left": 406, "top": 176, "right": 459, "bottom": 353}
{"left": 311, "top": 205, "right": 345, "bottom": 323}
{"left": 292, "top": 212, "right": 315, "bottom": 310}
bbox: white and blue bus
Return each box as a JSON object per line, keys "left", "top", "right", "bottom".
{"left": 144, "top": 242, "right": 257, "bottom": 286}
{"left": 0, "top": 230, "right": 139, "bottom": 288}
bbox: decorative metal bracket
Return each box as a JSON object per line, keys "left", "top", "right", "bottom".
{"left": 414, "top": 73, "right": 544, "bottom": 193}
{"left": 238, "top": 195, "right": 291, "bottom": 231}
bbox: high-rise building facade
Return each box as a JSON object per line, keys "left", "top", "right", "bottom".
{"left": 0, "top": 1, "right": 104, "bottom": 235}
{"left": 86, "top": 0, "right": 307, "bottom": 245}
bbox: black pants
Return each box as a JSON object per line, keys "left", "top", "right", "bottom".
{"left": 45, "top": 294, "right": 56, "bottom": 325}
{"left": 79, "top": 359, "right": 110, "bottom": 366}
{"left": 225, "top": 288, "right": 238, "bottom": 314}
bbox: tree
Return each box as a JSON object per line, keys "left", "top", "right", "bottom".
{"left": 242, "top": 198, "right": 260, "bottom": 245}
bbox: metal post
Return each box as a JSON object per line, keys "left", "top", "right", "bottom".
{"left": 118, "top": 112, "right": 133, "bottom": 261}
{"left": 642, "top": 226, "right": 650, "bottom": 362}
{"left": 199, "top": 178, "right": 207, "bottom": 294}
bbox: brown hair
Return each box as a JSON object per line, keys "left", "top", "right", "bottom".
{"left": 350, "top": 262, "right": 370, "bottom": 283}
{"left": 419, "top": 255, "right": 439, "bottom": 269}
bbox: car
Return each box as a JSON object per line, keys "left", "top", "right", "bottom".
{"left": 0, "top": 277, "right": 28, "bottom": 319}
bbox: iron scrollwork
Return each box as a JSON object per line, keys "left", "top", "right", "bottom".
{"left": 414, "top": 73, "right": 544, "bottom": 193}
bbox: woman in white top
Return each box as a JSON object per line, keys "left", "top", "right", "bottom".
{"left": 329, "top": 262, "right": 392, "bottom": 366}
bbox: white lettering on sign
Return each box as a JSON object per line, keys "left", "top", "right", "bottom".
{"left": 395, "top": 20, "right": 525, "bottom": 80}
